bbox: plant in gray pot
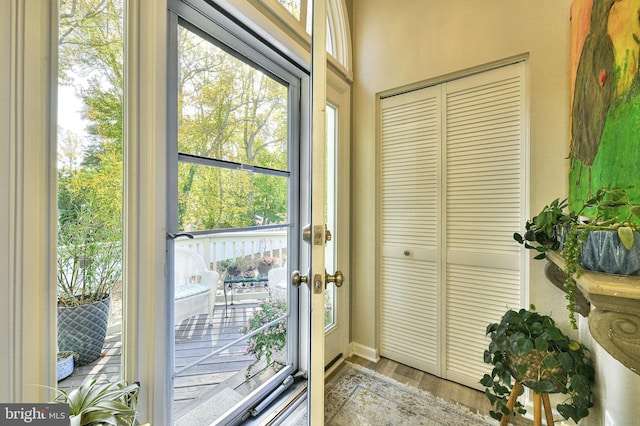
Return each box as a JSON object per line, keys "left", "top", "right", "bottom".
{"left": 514, "top": 186, "right": 640, "bottom": 328}
{"left": 57, "top": 205, "right": 121, "bottom": 366}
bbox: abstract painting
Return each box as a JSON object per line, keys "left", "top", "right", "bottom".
{"left": 569, "top": 0, "right": 640, "bottom": 209}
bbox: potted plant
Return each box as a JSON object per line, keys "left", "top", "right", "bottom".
{"left": 57, "top": 204, "right": 122, "bottom": 365}
{"left": 514, "top": 186, "right": 640, "bottom": 327}
{"left": 480, "top": 307, "right": 594, "bottom": 424}
{"left": 255, "top": 255, "right": 278, "bottom": 276}
{"left": 241, "top": 298, "right": 287, "bottom": 377}
{"left": 220, "top": 256, "right": 246, "bottom": 279}
{"left": 57, "top": 351, "right": 77, "bottom": 381}
{"left": 53, "top": 379, "right": 139, "bottom": 426}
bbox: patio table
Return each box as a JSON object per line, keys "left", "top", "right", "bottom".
{"left": 223, "top": 275, "right": 270, "bottom": 317}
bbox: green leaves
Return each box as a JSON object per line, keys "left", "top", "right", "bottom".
{"left": 534, "top": 336, "right": 549, "bottom": 352}
{"left": 481, "top": 308, "right": 594, "bottom": 423}
{"left": 514, "top": 198, "right": 570, "bottom": 260}
{"left": 54, "top": 379, "right": 139, "bottom": 426}
{"left": 618, "top": 226, "right": 635, "bottom": 250}
{"left": 516, "top": 187, "right": 640, "bottom": 328}
{"left": 511, "top": 336, "right": 533, "bottom": 355}
{"left": 241, "top": 299, "right": 287, "bottom": 377}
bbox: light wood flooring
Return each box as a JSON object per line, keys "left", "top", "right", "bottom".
{"left": 59, "top": 304, "right": 533, "bottom": 425}
{"left": 58, "top": 301, "right": 263, "bottom": 417}
{"left": 345, "top": 355, "right": 533, "bottom": 426}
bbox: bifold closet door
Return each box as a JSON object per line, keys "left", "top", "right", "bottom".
{"left": 379, "top": 86, "right": 442, "bottom": 376}
{"left": 379, "top": 62, "right": 525, "bottom": 388}
{"left": 444, "top": 63, "right": 525, "bottom": 389}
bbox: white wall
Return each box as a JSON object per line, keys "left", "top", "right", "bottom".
{"left": 350, "top": 1, "right": 639, "bottom": 424}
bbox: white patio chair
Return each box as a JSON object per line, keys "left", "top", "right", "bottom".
{"left": 174, "top": 247, "right": 219, "bottom": 326}
{"left": 268, "top": 266, "right": 288, "bottom": 301}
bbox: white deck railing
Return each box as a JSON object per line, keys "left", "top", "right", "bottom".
{"left": 175, "top": 228, "right": 288, "bottom": 270}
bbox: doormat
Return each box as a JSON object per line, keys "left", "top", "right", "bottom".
{"left": 324, "top": 362, "right": 498, "bottom": 425}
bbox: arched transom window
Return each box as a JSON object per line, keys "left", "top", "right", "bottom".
{"left": 254, "top": 0, "right": 352, "bottom": 75}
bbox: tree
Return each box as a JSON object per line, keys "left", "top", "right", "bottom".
{"left": 176, "top": 27, "right": 288, "bottom": 231}
{"left": 57, "top": 2, "right": 289, "bottom": 237}
{"left": 58, "top": 0, "right": 123, "bottom": 239}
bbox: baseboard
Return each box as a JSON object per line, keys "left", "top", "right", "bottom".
{"left": 324, "top": 357, "right": 344, "bottom": 378}
{"left": 351, "top": 342, "right": 379, "bottom": 363}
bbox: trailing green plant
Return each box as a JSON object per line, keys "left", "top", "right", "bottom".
{"left": 581, "top": 186, "right": 640, "bottom": 248}
{"left": 480, "top": 307, "right": 594, "bottom": 424}
{"left": 53, "top": 379, "right": 139, "bottom": 426}
{"left": 514, "top": 186, "right": 640, "bottom": 328}
{"left": 241, "top": 299, "right": 287, "bottom": 378}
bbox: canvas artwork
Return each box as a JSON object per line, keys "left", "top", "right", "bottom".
{"left": 569, "top": 0, "right": 640, "bottom": 210}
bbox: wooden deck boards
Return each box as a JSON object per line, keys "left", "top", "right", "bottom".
{"left": 58, "top": 301, "right": 262, "bottom": 415}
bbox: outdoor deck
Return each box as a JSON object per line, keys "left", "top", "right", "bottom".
{"left": 58, "top": 301, "right": 263, "bottom": 417}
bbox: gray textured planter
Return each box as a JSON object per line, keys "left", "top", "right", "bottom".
{"left": 580, "top": 230, "right": 640, "bottom": 276}
{"left": 57, "top": 295, "right": 111, "bottom": 366}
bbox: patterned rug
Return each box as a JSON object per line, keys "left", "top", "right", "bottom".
{"left": 324, "top": 362, "right": 498, "bottom": 425}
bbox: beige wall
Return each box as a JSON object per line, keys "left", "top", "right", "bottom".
{"left": 350, "top": 1, "right": 640, "bottom": 424}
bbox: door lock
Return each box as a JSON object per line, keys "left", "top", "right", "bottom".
{"left": 302, "top": 224, "right": 332, "bottom": 245}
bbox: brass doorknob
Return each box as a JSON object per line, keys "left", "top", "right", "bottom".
{"left": 291, "top": 270, "right": 309, "bottom": 287}
{"left": 326, "top": 270, "right": 344, "bottom": 287}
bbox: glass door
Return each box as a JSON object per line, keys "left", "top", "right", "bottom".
{"left": 323, "top": 100, "right": 350, "bottom": 367}
{"left": 167, "top": 14, "right": 304, "bottom": 424}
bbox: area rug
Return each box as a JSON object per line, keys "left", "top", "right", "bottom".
{"left": 324, "top": 362, "right": 497, "bottom": 425}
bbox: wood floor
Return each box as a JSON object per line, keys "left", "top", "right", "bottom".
{"left": 58, "top": 301, "right": 262, "bottom": 416}
{"left": 58, "top": 303, "right": 532, "bottom": 425}
{"left": 345, "top": 355, "right": 533, "bottom": 426}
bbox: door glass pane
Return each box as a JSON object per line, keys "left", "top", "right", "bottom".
{"left": 324, "top": 104, "right": 337, "bottom": 329}
{"left": 57, "top": 0, "right": 124, "bottom": 389}
{"left": 178, "top": 27, "right": 288, "bottom": 170}
{"left": 173, "top": 24, "right": 293, "bottom": 424}
{"left": 277, "top": 0, "right": 301, "bottom": 19}
{"left": 177, "top": 164, "right": 289, "bottom": 230}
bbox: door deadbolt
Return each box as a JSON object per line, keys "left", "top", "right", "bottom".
{"left": 302, "top": 224, "right": 332, "bottom": 245}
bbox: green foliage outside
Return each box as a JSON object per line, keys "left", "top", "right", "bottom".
{"left": 58, "top": 0, "right": 289, "bottom": 260}
{"left": 241, "top": 299, "right": 287, "bottom": 378}
{"left": 176, "top": 28, "right": 289, "bottom": 231}
{"left": 57, "top": 0, "right": 124, "bottom": 303}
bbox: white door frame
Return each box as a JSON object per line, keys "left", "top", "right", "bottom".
{"left": 123, "top": 1, "right": 171, "bottom": 423}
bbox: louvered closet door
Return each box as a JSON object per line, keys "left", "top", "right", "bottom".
{"left": 379, "top": 86, "right": 442, "bottom": 375}
{"left": 378, "top": 62, "right": 525, "bottom": 389}
{"left": 444, "top": 63, "right": 524, "bottom": 389}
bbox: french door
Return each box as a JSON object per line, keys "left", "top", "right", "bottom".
{"left": 167, "top": 2, "right": 309, "bottom": 424}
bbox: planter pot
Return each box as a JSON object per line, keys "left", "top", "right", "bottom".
{"left": 580, "top": 230, "right": 640, "bottom": 276}
{"left": 58, "top": 295, "right": 111, "bottom": 366}
{"left": 559, "top": 228, "right": 640, "bottom": 276}
{"left": 56, "top": 352, "right": 75, "bottom": 381}
{"left": 504, "top": 351, "right": 567, "bottom": 393}
{"left": 257, "top": 264, "right": 273, "bottom": 276}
